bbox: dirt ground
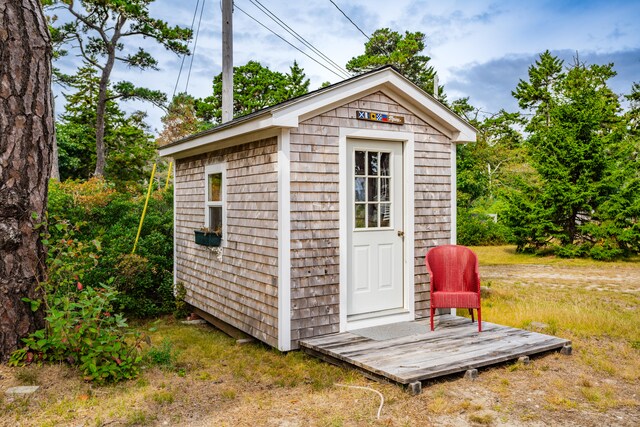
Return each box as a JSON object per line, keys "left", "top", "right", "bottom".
{"left": 480, "top": 263, "right": 640, "bottom": 293}
{"left": 1, "top": 261, "right": 639, "bottom": 426}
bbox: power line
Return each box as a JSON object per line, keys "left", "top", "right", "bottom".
{"left": 173, "top": 0, "right": 202, "bottom": 98}
{"left": 234, "top": 3, "right": 347, "bottom": 80}
{"left": 328, "top": 0, "right": 370, "bottom": 41}
{"left": 249, "top": 0, "right": 349, "bottom": 78}
{"left": 185, "top": 0, "right": 207, "bottom": 92}
{"left": 248, "top": 0, "right": 350, "bottom": 79}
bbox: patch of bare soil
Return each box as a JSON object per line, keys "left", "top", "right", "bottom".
{"left": 480, "top": 264, "right": 640, "bottom": 292}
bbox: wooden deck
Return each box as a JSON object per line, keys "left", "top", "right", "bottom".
{"left": 299, "top": 315, "right": 570, "bottom": 386}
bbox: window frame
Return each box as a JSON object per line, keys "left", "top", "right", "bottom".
{"left": 353, "top": 148, "right": 393, "bottom": 231}
{"left": 204, "top": 163, "right": 226, "bottom": 245}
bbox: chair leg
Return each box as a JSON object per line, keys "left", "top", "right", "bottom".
{"left": 430, "top": 306, "right": 435, "bottom": 331}
{"left": 469, "top": 308, "right": 475, "bottom": 323}
{"left": 477, "top": 306, "right": 482, "bottom": 332}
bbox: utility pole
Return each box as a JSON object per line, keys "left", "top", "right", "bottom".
{"left": 433, "top": 73, "right": 439, "bottom": 99}
{"left": 222, "top": 0, "right": 233, "bottom": 123}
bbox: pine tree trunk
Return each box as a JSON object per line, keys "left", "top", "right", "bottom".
{"left": 0, "top": 0, "right": 52, "bottom": 361}
{"left": 93, "top": 45, "right": 116, "bottom": 177}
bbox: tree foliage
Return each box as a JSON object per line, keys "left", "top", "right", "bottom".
{"left": 56, "top": 65, "right": 156, "bottom": 186}
{"left": 346, "top": 28, "right": 441, "bottom": 96}
{"left": 454, "top": 98, "right": 525, "bottom": 245}
{"left": 505, "top": 52, "right": 639, "bottom": 258}
{"left": 47, "top": 178, "right": 175, "bottom": 317}
{"left": 196, "top": 60, "right": 310, "bottom": 126}
{"left": 49, "top": 0, "right": 191, "bottom": 176}
{"left": 156, "top": 92, "right": 205, "bottom": 146}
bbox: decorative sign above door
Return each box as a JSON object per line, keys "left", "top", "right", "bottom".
{"left": 356, "top": 110, "right": 405, "bottom": 125}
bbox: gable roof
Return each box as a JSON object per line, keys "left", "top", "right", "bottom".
{"left": 159, "top": 66, "right": 476, "bottom": 159}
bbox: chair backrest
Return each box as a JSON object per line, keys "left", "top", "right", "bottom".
{"left": 425, "top": 245, "right": 479, "bottom": 293}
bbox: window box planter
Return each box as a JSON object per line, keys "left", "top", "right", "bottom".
{"left": 194, "top": 230, "right": 222, "bottom": 247}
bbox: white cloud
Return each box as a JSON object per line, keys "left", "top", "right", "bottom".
{"left": 52, "top": 0, "right": 640, "bottom": 133}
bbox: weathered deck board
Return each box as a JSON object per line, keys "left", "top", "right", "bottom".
{"left": 299, "top": 315, "right": 570, "bottom": 385}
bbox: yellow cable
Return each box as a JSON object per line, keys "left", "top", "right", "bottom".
{"left": 132, "top": 163, "right": 157, "bottom": 254}
{"left": 165, "top": 161, "right": 173, "bottom": 191}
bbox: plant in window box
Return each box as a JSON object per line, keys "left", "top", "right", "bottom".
{"left": 194, "top": 227, "right": 222, "bottom": 247}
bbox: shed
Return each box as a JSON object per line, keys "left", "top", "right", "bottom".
{"left": 159, "top": 66, "right": 476, "bottom": 351}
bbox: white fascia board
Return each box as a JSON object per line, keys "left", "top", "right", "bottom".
{"left": 158, "top": 115, "right": 276, "bottom": 159}
{"left": 271, "top": 69, "right": 476, "bottom": 144}
{"left": 159, "top": 67, "right": 477, "bottom": 160}
{"left": 383, "top": 74, "right": 477, "bottom": 143}
{"left": 271, "top": 71, "right": 393, "bottom": 126}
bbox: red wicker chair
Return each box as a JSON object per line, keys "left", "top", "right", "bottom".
{"left": 426, "top": 245, "right": 482, "bottom": 332}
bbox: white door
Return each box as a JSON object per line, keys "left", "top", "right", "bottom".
{"left": 347, "top": 140, "right": 404, "bottom": 317}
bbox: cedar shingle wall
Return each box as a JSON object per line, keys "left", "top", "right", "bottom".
{"left": 174, "top": 138, "right": 279, "bottom": 347}
{"left": 289, "top": 91, "right": 452, "bottom": 346}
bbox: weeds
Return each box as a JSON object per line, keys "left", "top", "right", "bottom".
{"left": 144, "top": 338, "right": 178, "bottom": 369}
{"left": 468, "top": 412, "right": 494, "bottom": 425}
{"left": 125, "top": 409, "right": 154, "bottom": 426}
{"left": 151, "top": 390, "right": 175, "bottom": 405}
{"left": 14, "top": 368, "right": 40, "bottom": 385}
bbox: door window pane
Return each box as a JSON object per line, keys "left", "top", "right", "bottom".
{"left": 355, "top": 151, "right": 365, "bottom": 175}
{"left": 379, "top": 178, "right": 390, "bottom": 201}
{"left": 367, "top": 152, "right": 378, "bottom": 175}
{"left": 355, "top": 177, "right": 365, "bottom": 202}
{"left": 367, "top": 204, "right": 379, "bottom": 228}
{"left": 367, "top": 177, "right": 378, "bottom": 201}
{"left": 380, "top": 204, "right": 391, "bottom": 227}
{"left": 208, "top": 173, "right": 222, "bottom": 202}
{"left": 355, "top": 204, "right": 366, "bottom": 228}
{"left": 380, "top": 152, "right": 390, "bottom": 176}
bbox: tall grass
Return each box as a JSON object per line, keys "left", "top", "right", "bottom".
{"left": 476, "top": 246, "right": 640, "bottom": 382}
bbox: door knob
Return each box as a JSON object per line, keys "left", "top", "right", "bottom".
{"left": 397, "top": 230, "right": 405, "bottom": 237}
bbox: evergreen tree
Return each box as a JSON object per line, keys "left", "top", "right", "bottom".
{"left": 57, "top": 65, "right": 155, "bottom": 185}
{"left": 284, "top": 61, "right": 311, "bottom": 99}
{"left": 50, "top": 0, "right": 191, "bottom": 176}
{"left": 196, "top": 61, "right": 310, "bottom": 126}
{"left": 506, "top": 53, "right": 638, "bottom": 258}
{"left": 346, "top": 28, "right": 441, "bottom": 96}
{"left": 512, "top": 50, "right": 564, "bottom": 128}
{"left": 0, "top": 0, "right": 52, "bottom": 361}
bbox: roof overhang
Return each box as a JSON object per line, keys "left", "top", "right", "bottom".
{"left": 159, "top": 67, "right": 477, "bottom": 160}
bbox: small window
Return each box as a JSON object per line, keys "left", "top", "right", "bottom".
{"left": 205, "top": 164, "right": 226, "bottom": 240}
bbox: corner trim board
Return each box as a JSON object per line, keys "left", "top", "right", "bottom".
{"left": 277, "top": 129, "right": 292, "bottom": 351}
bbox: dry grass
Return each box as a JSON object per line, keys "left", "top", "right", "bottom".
{"left": 1, "top": 245, "right": 639, "bottom": 426}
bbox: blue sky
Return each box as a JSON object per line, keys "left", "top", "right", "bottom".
{"left": 54, "top": 0, "right": 640, "bottom": 133}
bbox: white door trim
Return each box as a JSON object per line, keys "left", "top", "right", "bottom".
{"left": 339, "top": 128, "right": 415, "bottom": 332}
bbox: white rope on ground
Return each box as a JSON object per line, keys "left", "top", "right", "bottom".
{"left": 335, "top": 384, "right": 384, "bottom": 419}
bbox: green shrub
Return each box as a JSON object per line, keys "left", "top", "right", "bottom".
{"left": 48, "top": 178, "right": 174, "bottom": 317}
{"left": 10, "top": 221, "right": 145, "bottom": 384}
{"left": 115, "top": 254, "right": 174, "bottom": 317}
{"left": 588, "top": 242, "right": 624, "bottom": 261}
{"left": 554, "top": 243, "right": 589, "bottom": 258}
{"left": 457, "top": 209, "right": 511, "bottom": 246}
